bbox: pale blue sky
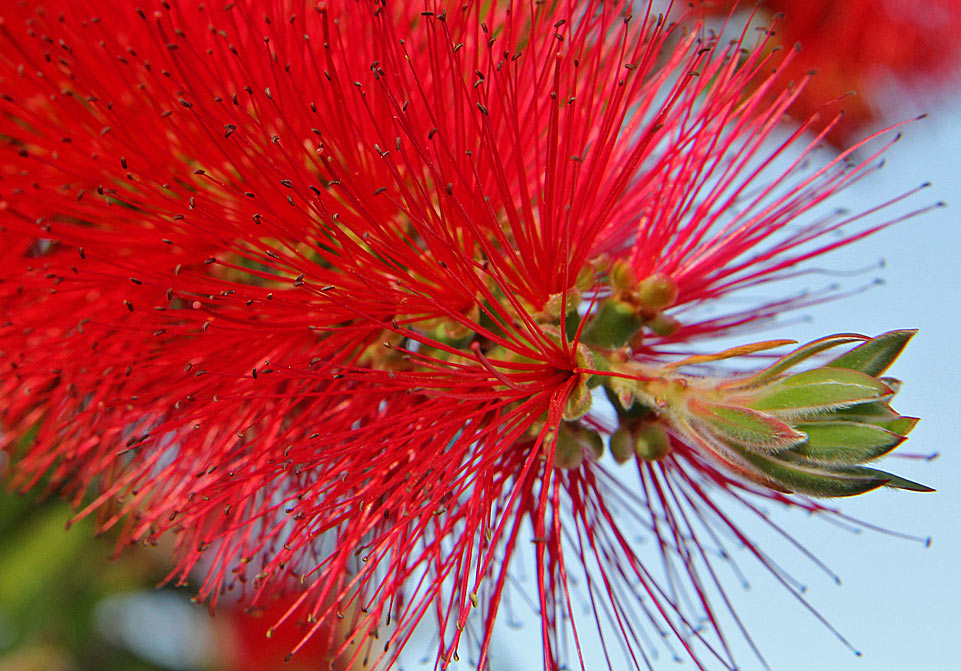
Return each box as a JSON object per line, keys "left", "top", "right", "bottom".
{"left": 727, "top": 96, "right": 961, "bottom": 671}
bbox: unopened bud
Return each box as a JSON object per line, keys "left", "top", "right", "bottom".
{"left": 635, "top": 422, "right": 671, "bottom": 461}
{"left": 584, "top": 428, "right": 604, "bottom": 460}
{"left": 609, "top": 427, "right": 634, "bottom": 463}
{"left": 610, "top": 259, "right": 637, "bottom": 293}
{"left": 549, "top": 424, "right": 604, "bottom": 469}
{"left": 551, "top": 426, "right": 584, "bottom": 470}
{"left": 574, "top": 261, "right": 598, "bottom": 292}
{"left": 636, "top": 273, "right": 678, "bottom": 310}
{"left": 647, "top": 312, "right": 680, "bottom": 336}
{"left": 582, "top": 299, "right": 642, "bottom": 349}
{"left": 540, "top": 288, "right": 582, "bottom": 322}
{"left": 563, "top": 377, "right": 593, "bottom": 420}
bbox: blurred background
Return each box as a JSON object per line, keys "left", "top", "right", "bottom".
{"left": 2, "top": 2, "right": 959, "bottom": 670}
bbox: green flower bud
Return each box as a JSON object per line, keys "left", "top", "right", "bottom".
{"left": 549, "top": 424, "right": 605, "bottom": 469}
{"left": 647, "top": 312, "right": 680, "bottom": 336}
{"left": 610, "top": 259, "right": 638, "bottom": 293}
{"left": 635, "top": 273, "right": 678, "bottom": 310}
{"left": 609, "top": 427, "right": 635, "bottom": 464}
{"left": 634, "top": 422, "right": 671, "bottom": 461}
{"left": 581, "top": 299, "right": 643, "bottom": 349}
{"left": 563, "top": 377, "right": 593, "bottom": 421}
{"left": 551, "top": 425, "right": 584, "bottom": 470}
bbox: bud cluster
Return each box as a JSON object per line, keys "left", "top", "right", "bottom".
{"left": 406, "top": 255, "right": 927, "bottom": 498}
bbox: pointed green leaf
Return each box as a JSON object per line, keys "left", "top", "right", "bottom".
{"left": 746, "top": 367, "right": 891, "bottom": 418}
{"left": 733, "top": 448, "right": 889, "bottom": 497}
{"left": 689, "top": 400, "right": 805, "bottom": 452}
{"left": 880, "top": 416, "right": 920, "bottom": 436}
{"left": 814, "top": 400, "right": 898, "bottom": 422}
{"left": 879, "top": 377, "right": 902, "bottom": 394}
{"left": 833, "top": 466, "right": 935, "bottom": 493}
{"left": 802, "top": 402, "right": 919, "bottom": 436}
{"left": 790, "top": 421, "right": 904, "bottom": 464}
{"left": 825, "top": 329, "right": 916, "bottom": 376}
{"left": 720, "top": 333, "right": 865, "bottom": 391}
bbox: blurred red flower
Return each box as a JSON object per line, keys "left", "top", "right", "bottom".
{"left": 215, "top": 595, "right": 344, "bottom": 671}
{"left": 0, "top": 1, "right": 931, "bottom": 669}
{"left": 701, "top": 0, "right": 961, "bottom": 143}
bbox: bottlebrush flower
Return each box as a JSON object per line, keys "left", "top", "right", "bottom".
{"left": 699, "top": 0, "right": 961, "bottom": 143}
{"left": 0, "top": 2, "right": 933, "bottom": 670}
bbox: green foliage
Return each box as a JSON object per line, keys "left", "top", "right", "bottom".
{"left": 0, "top": 482, "right": 192, "bottom": 671}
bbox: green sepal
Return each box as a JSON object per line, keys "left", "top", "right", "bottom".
{"left": 581, "top": 299, "right": 642, "bottom": 349}
{"left": 647, "top": 313, "right": 680, "bottom": 336}
{"left": 825, "top": 329, "right": 916, "bottom": 376}
{"left": 608, "top": 421, "right": 672, "bottom": 462}
{"left": 747, "top": 367, "right": 891, "bottom": 418}
{"left": 564, "top": 340, "right": 595, "bottom": 420}
{"left": 609, "top": 259, "right": 637, "bottom": 292}
{"left": 689, "top": 400, "right": 805, "bottom": 452}
{"left": 540, "top": 288, "right": 582, "bottom": 322}
{"left": 585, "top": 429, "right": 605, "bottom": 460}
{"left": 790, "top": 421, "right": 904, "bottom": 464}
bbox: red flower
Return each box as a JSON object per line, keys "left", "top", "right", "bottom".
{"left": 215, "top": 595, "right": 342, "bottom": 671}
{"left": 0, "top": 2, "right": 931, "bottom": 670}
{"left": 700, "top": 0, "right": 961, "bottom": 142}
